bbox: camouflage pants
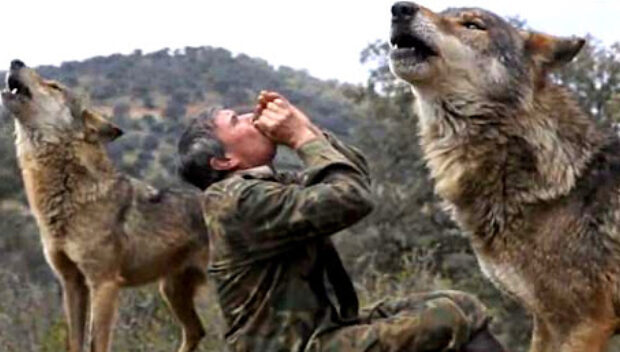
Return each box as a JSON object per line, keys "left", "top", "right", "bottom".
{"left": 308, "top": 290, "right": 489, "bottom": 352}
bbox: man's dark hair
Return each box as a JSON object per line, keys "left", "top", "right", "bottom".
{"left": 177, "top": 108, "right": 227, "bottom": 190}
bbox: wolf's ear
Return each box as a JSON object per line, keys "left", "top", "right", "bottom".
{"left": 82, "top": 109, "right": 124, "bottom": 143}
{"left": 522, "top": 31, "right": 585, "bottom": 69}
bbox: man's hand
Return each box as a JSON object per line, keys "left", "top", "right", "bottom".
{"left": 253, "top": 91, "right": 321, "bottom": 149}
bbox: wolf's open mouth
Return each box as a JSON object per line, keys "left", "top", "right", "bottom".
{"left": 4, "top": 74, "right": 31, "bottom": 99}
{"left": 390, "top": 32, "right": 438, "bottom": 60}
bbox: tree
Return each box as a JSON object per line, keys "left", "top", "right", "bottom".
{"left": 113, "top": 102, "right": 131, "bottom": 119}
{"left": 554, "top": 39, "right": 620, "bottom": 122}
{"left": 164, "top": 99, "right": 186, "bottom": 121}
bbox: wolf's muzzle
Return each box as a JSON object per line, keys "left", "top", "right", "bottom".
{"left": 5, "top": 59, "right": 31, "bottom": 99}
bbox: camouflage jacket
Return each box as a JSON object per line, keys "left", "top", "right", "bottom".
{"left": 202, "top": 133, "right": 374, "bottom": 352}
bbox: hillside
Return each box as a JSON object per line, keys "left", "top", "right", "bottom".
{"left": 2, "top": 47, "right": 366, "bottom": 186}
{"left": 35, "top": 47, "right": 358, "bottom": 133}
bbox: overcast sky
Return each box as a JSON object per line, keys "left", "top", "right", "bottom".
{"left": 3, "top": 0, "right": 619, "bottom": 84}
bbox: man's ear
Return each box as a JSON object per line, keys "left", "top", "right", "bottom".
{"left": 522, "top": 31, "right": 585, "bottom": 69}
{"left": 210, "top": 156, "right": 238, "bottom": 171}
{"left": 82, "top": 109, "right": 124, "bottom": 143}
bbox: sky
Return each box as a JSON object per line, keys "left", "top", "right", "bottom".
{"left": 3, "top": 0, "right": 619, "bottom": 84}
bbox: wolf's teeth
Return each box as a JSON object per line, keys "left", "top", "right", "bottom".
{"left": 11, "top": 88, "right": 17, "bottom": 94}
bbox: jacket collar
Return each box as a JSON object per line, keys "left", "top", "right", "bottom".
{"left": 232, "top": 165, "right": 277, "bottom": 180}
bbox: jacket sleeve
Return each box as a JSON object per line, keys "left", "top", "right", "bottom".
{"left": 208, "top": 138, "right": 374, "bottom": 258}
{"left": 320, "top": 130, "right": 371, "bottom": 180}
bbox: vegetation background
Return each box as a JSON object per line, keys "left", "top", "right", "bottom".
{"left": 1, "top": 21, "right": 619, "bottom": 351}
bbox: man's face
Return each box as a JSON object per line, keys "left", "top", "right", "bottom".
{"left": 213, "top": 109, "right": 277, "bottom": 170}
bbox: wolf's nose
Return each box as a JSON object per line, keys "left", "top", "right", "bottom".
{"left": 10, "top": 60, "right": 25, "bottom": 70}
{"left": 392, "top": 1, "right": 419, "bottom": 18}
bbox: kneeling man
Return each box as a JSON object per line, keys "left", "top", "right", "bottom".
{"left": 178, "top": 91, "right": 505, "bottom": 352}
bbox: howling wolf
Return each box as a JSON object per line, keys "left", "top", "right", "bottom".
{"left": 1, "top": 60, "right": 209, "bottom": 352}
{"left": 389, "top": 2, "right": 620, "bottom": 351}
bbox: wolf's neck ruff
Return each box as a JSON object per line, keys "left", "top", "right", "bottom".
{"left": 16, "top": 124, "right": 119, "bottom": 238}
{"left": 414, "top": 83, "right": 605, "bottom": 241}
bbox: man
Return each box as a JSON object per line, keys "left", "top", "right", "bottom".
{"left": 177, "top": 91, "right": 505, "bottom": 352}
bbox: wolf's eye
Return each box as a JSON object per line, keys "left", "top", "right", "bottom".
{"left": 48, "top": 83, "right": 63, "bottom": 91}
{"left": 463, "top": 21, "right": 486, "bottom": 31}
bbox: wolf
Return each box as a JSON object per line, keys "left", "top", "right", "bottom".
{"left": 1, "top": 60, "right": 209, "bottom": 352}
{"left": 389, "top": 2, "right": 620, "bottom": 351}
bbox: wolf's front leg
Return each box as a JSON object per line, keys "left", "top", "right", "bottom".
{"left": 63, "top": 273, "right": 89, "bottom": 352}
{"left": 88, "top": 281, "right": 120, "bottom": 352}
{"left": 47, "top": 251, "right": 89, "bottom": 352}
